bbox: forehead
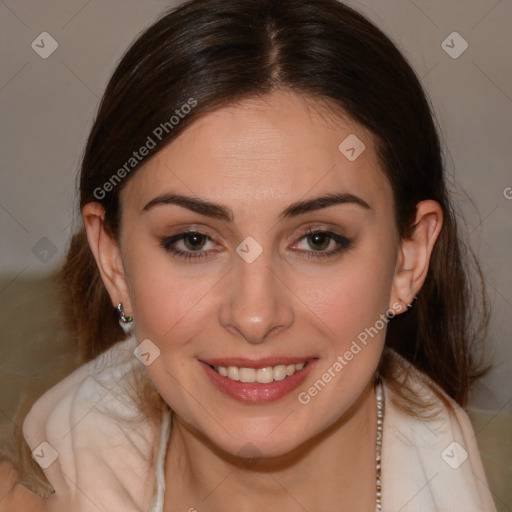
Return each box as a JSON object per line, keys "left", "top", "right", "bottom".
{"left": 120, "top": 90, "right": 392, "bottom": 218}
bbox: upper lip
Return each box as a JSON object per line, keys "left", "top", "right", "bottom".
{"left": 201, "top": 357, "right": 317, "bottom": 368}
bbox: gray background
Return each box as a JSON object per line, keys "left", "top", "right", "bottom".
{"left": 1, "top": 0, "right": 511, "bottom": 411}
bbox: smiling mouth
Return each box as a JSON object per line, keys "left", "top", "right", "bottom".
{"left": 208, "top": 360, "right": 311, "bottom": 384}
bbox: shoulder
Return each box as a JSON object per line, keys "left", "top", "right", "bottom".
{"left": 382, "top": 347, "right": 466, "bottom": 418}
{"left": 382, "top": 348, "right": 484, "bottom": 446}
{"left": 0, "top": 461, "right": 47, "bottom": 512}
{"left": 22, "top": 336, "right": 138, "bottom": 443}
{"left": 17, "top": 336, "right": 162, "bottom": 510}
{"left": 381, "top": 349, "right": 497, "bottom": 511}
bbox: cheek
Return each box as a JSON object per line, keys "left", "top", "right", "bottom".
{"left": 293, "top": 249, "right": 393, "bottom": 413}
{"left": 300, "top": 255, "right": 393, "bottom": 345}
{"left": 125, "top": 257, "right": 219, "bottom": 421}
{"left": 120, "top": 225, "right": 225, "bottom": 344}
{"left": 128, "top": 260, "right": 219, "bottom": 347}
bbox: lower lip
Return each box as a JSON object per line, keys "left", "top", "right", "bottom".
{"left": 199, "top": 359, "right": 318, "bottom": 404}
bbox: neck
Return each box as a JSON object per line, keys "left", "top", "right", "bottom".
{"left": 164, "top": 380, "right": 378, "bottom": 512}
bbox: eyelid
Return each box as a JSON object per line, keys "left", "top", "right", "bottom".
{"left": 291, "top": 223, "right": 349, "bottom": 242}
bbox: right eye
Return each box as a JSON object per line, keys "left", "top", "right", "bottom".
{"left": 160, "top": 230, "right": 217, "bottom": 260}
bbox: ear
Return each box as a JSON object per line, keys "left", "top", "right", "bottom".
{"left": 390, "top": 200, "right": 443, "bottom": 314}
{"left": 82, "top": 202, "right": 132, "bottom": 317}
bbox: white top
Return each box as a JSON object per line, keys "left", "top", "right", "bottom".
{"left": 148, "top": 408, "right": 170, "bottom": 512}
{"left": 22, "top": 334, "right": 497, "bottom": 511}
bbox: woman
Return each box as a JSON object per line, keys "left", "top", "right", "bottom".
{"left": 0, "top": 0, "right": 496, "bottom": 510}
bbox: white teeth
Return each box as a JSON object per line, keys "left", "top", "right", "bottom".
{"left": 256, "top": 367, "right": 274, "bottom": 384}
{"left": 286, "top": 364, "right": 296, "bottom": 376}
{"left": 213, "top": 361, "right": 309, "bottom": 383}
{"left": 239, "top": 368, "right": 256, "bottom": 383}
{"left": 273, "top": 365, "right": 287, "bottom": 381}
{"left": 227, "top": 366, "right": 239, "bottom": 381}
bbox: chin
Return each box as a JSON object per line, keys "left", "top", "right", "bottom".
{"left": 189, "top": 412, "right": 323, "bottom": 464}
{"left": 215, "top": 430, "right": 307, "bottom": 463}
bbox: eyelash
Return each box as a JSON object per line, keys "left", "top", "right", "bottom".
{"left": 160, "top": 229, "right": 352, "bottom": 261}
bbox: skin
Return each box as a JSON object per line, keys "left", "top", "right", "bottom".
{"left": 76, "top": 90, "right": 443, "bottom": 511}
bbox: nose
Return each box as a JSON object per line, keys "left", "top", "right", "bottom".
{"left": 218, "top": 248, "right": 294, "bottom": 345}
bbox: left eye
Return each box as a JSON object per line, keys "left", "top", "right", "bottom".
{"left": 297, "top": 231, "right": 336, "bottom": 251}
{"left": 293, "top": 230, "right": 351, "bottom": 258}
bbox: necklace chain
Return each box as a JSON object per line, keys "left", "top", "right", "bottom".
{"left": 375, "top": 380, "right": 384, "bottom": 511}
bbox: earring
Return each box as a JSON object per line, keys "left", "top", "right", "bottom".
{"left": 406, "top": 296, "right": 418, "bottom": 310}
{"left": 116, "top": 303, "right": 133, "bottom": 323}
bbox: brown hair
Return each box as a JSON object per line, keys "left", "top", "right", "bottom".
{"left": 60, "top": 0, "right": 489, "bottom": 415}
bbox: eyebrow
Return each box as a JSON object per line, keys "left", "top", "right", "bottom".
{"left": 142, "top": 191, "right": 371, "bottom": 221}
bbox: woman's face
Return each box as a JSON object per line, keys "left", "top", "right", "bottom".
{"left": 118, "top": 90, "right": 401, "bottom": 457}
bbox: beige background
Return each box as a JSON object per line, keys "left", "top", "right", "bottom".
{"left": 1, "top": 0, "right": 511, "bottom": 414}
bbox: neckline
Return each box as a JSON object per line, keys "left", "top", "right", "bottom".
{"left": 150, "top": 382, "right": 384, "bottom": 511}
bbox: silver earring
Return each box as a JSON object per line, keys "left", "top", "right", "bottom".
{"left": 116, "top": 303, "right": 133, "bottom": 323}
{"left": 406, "top": 296, "right": 418, "bottom": 309}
